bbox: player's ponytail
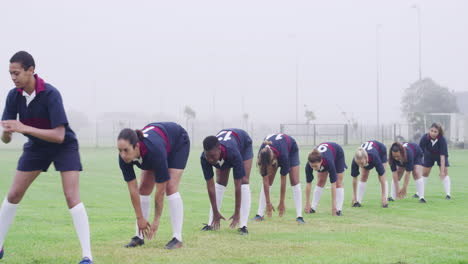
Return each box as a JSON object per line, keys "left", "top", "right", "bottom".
{"left": 354, "top": 147, "right": 368, "bottom": 163}
{"left": 308, "top": 149, "right": 322, "bottom": 163}
{"left": 135, "top": 130, "right": 145, "bottom": 141}
{"left": 430, "top": 123, "right": 444, "bottom": 137}
{"left": 117, "top": 128, "right": 140, "bottom": 148}
{"left": 258, "top": 146, "right": 273, "bottom": 177}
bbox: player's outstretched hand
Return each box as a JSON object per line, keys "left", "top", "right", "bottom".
{"left": 398, "top": 188, "right": 407, "bottom": 199}
{"left": 211, "top": 212, "right": 225, "bottom": 230}
{"left": 229, "top": 213, "right": 240, "bottom": 229}
{"left": 266, "top": 203, "right": 275, "bottom": 218}
{"left": 137, "top": 217, "right": 151, "bottom": 239}
{"left": 147, "top": 220, "right": 159, "bottom": 240}
{"left": 277, "top": 202, "right": 285, "bottom": 217}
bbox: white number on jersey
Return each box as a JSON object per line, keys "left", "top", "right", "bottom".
{"left": 265, "top": 134, "right": 283, "bottom": 141}
{"left": 217, "top": 131, "right": 233, "bottom": 141}
{"left": 361, "top": 141, "right": 374, "bottom": 151}
{"left": 317, "top": 144, "right": 328, "bottom": 153}
{"left": 142, "top": 126, "right": 155, "bottom": 138}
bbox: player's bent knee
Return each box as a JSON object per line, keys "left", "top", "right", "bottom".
{"left": 7, "top": 191, "right": 24, "bottom": 204}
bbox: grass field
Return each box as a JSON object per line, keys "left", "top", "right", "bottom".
{"left": 0, "top": 145, "right": 467, "bottom": 264}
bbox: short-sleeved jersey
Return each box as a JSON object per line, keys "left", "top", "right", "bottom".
{"left": 2, "top": 74, "right": 77, "bottom": 149}
{"left": 351, "top": 140, "right": 386, "bottom": 177}
{"left": 305, "top": 142, "right": 344, "bottom": 183}
{"left": 119, "top": 122, "right": 183, "bottom": 183}
{"left": 390, "top": 142, "right": 423, "bottom": 172}
{"left": 258, "top": 133, "right": 298, "bottom": 176}
{"left": 201, "top": 128, "right": 250, "bottom": 181}
{"left": 419, "top": 133, "right": 448, "bottom": 157}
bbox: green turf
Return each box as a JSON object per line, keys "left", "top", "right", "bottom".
{"left": 0, "top": 146, "right": 467, "bottom": 264}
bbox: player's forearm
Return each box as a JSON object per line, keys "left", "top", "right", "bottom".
{"left": 305, "top": 183, "right": 312, "bottom": 206}
{"left": 331, "top": 183, "right": 337, "bottom": 211}
{"left": 24, "top": 125, "right": 65, "bottom": 144}
{"left": 392, "top": 173, "right": 400, "bottom": 194}
{"left": 403, "top": 172, "right": 411, "bottom": 189}
{"left": 1, "top": 131, "right": 12, "bottom": 144}
{"left": 234, "top": 179, "right": 242, "bottom": 215}
{"left": 379, "top": 175, "right": 387, "bottom": 197}
{"left": 127, "top": 180, "right": 144, "bottom": 219}
{"left": 153, "top": 182, "right": 166, "bottom": 223}
{"left": 262, "top": 176, "right": 271, "bottom": 205}
{"left": 279, "top": 175, "right": 286, "bottom": 203}
{"left": 352, "top": 177, "right": 358, "bottom": 199}
{"left": 206, "top": 179, "right": 220, "bottom": 215}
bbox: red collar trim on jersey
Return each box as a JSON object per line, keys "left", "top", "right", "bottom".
{"left": 17, "top": 74, "right": 45, "bottom": 94}
{"left": 139, "top": 141, "right": 149, "bottom": 157}
{"left": 220, "top": 144, "right": 227, "bottom": 160}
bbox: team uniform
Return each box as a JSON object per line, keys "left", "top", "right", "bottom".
{"left": 306, "top": 142, "right": 347, "bottom": 214}
{"left": 419, "top": 133, "right": 451, "bottom": 198}
{"left": 2, "top": 75, "right": 82, "bottom": 172}
{"left": 0, "top": 74, "right": 92, "bottom": 263}
{"left": 119, "top": 122, "right": 190, "bottom": 245}
{"left": 201, "top": 128, "right": 253, "bottom": 231}
{"left": 389, "top": 142, "right": 425, "bottom": 201}
{"left": 351, "top": 140, "right": 387, "bottom": 205}
{"left": 255, "top": 134, "right": 303, "bottom": 220}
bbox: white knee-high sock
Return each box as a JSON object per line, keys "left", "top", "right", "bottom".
{"left": 257, "top": 185, "right": 272, "bottom": 217}
{"left": 136, "top": 195, "right": 151, "bottom": 239}
{"left": 292, "top": 184, "right": 302, "bottom": 218}
{"left": 70, "top": 203, "right": 92, "bottom": 260}
{"left": 417, "top": 176, "right": 429, "bottom": 196}
{"left": 336, "top": 188, "right": 344, "bottom": 211}
{"left": 391, "top": 179, "right": 396, "bottom": 199}
{"left": 311, "top": 186, "right": 323, "bottom": 210}
{"left": 240, "top": 184, "right": 251, "bottom": 228}
{"left": 0, "top": 198, "right": 18, "bottom": 249}
{"left": 415, "top": 178, "right": 425, "bottom": 199}
{"left": 167, "top": 192, "right": 183, "bottom": 241}
{"left": 208, "top": 183, "right": 226, "bottom": 225}
{"left": 422, "top": 176, "right": 428, "bottom": 186}
{"left": 443, "top": 176, "right": 451, "bottom": 196}
{"left": 357, "top": 182, "right": 366, "bottom": 203}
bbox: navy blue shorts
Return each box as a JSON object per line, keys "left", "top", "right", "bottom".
{"left": 423, "top": 154, "right": 450, "bottom": 168}
{"left": 240, "top": 133, "right": 253, "bottom": 161}
{"left": 167, "top": 127, "right": 191, "bottom": 170}
{"left": 414, "top": 152, "right": 424, "bottom": 167}
{"left": 335, "top": 146, "right": 348, "bottom": 174}
{"left": 289, "top": 138, "right": 300, "bottom": 167}
{"left": 378, "top": 145, "right": 388, "bottom": 163}
{"left": 18, "top": 141, "right": 82, "bottom": 172}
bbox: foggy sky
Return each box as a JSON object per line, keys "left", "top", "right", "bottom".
{"left": 1, "top": 0, "right": 467, "bottom": 127}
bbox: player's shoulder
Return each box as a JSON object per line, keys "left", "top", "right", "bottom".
{"left": 5, "top": 87, "right": 19, "bottom": 99}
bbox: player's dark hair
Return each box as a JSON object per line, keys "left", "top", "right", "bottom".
{"left": 258, "top": 141, "right": 276, "bottom": 177}
{"left": 10, "top": 51, "right": 35, "bottom": 71}
{"left": 203, "top": 136, "right": 220, "bottom": 151}
{"left": 308, "top": 149, "right": 322, "bottom": 163}
{"left": 389, "top": 142, "right": 407, "bottom": 164}
{"left": 430, "top": 123, "right": 444, "bottom": 137}
{"left": 118, "top": 128, "right": 141, "bottom": 148}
